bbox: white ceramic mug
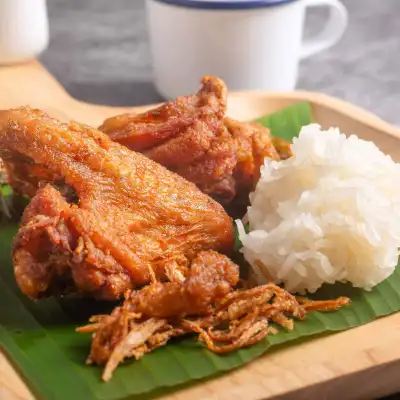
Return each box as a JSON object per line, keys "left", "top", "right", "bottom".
{"left": 0, "top": 0, "right": 49, "bottom": 64}
{"left": 146, "top": 0, "right": 348, "bottom": 99}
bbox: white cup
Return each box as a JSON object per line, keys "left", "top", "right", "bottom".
{"left": 0, "top": 0, "right": 49, "bottom": 65}
{"left": 146, "top": 0, "right": 348, "bottom": 99}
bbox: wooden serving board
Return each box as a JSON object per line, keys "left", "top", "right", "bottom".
{"left": 1, "top": 61, "right": 400, "bottom": 400}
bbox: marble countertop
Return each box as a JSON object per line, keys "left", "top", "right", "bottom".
{"left": 41, "top": 0, "right": 400, "bottom": 125}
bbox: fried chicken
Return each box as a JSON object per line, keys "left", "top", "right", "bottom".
{"left": 99, "top": 76, "right": 285, "bottom": 217}
{"left": 99, "top": 75, "right": 227, "bottom": 152}
{"left": 223, "top": 118, "right": 280, "bottom": 215}
{"left": 0, "top": 107, "right": 234, "bottom": 300}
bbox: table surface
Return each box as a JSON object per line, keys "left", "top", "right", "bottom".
{"left": 40, "top": 0, "right": 400, "bottom": 126}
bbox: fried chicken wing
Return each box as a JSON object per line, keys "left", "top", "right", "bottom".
{"left": 99, "top": 75, "right": 227, "bottom": 152}
{"left": 99, "top": 76, "right": 285, "bottom": 217}
{"left": 0, "top": 107, "right": 234, "bottom": 300}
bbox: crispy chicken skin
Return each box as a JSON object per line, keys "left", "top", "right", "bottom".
{"left": 99, "top": 75, "right": 227, "bottom": 152}
{"left": 223, "top": 118, "right": 280, "bottom": 214}
{"left": 0, "top": 107, "right": 234, "bottom": 300}
{"left": 99, "top": 76, "right": 282, "bottom": 216}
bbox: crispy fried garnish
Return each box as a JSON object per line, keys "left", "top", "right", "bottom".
{"left": 78, "top": 282, "right": 350, "bottom": 382}
{"left": 102, "top": 318, "right": 168, "bottom": 382}
{"left": 296, "top": 296, "right": 350, "bottom": 311}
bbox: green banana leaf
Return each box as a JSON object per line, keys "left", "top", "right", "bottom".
{"left": 1, "top": 101, "right": 400, "bottom": 400}
{"left": 254, "top": 101, "right": 312, "bottom": 141}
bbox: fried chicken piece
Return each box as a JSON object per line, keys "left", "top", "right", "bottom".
{"left": 99, "top": 76, "right": 282, "bottom": 217}
{"left": 100, "top": 75, "right": 236, "bottom": 202}
{"left": 223, "top": 118, "right": 280, "bottom": 215}
{"left": 4, "top": 159, "right": 61, "bottom": 198}
{"left": 99, "top": 75, "right": 227, "bottom": 152}
{"left": 0, "top": 107, "right": 234, "bottom": 300}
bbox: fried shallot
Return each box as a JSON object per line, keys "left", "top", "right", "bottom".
{"left": 78, "top": 252, "right": 350, "bottom": 382}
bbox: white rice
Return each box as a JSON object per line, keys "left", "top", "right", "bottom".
{"left": 236, "top": 124, "right": 400, "bottom": 293}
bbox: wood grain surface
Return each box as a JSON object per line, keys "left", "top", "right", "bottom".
{"left": 1, "top": 61, "right": 400, "bottom": 400}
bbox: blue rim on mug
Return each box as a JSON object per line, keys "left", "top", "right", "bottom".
{"left": 152, "top": 0, "right": 297, "bottom": 10}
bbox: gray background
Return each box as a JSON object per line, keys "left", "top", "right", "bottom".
{"left": 41, "top": 0, "right": 400, "bottom": 124}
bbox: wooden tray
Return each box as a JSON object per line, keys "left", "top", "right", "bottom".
{"left": 1, "top": 61, "right": 400, "bottom": 400}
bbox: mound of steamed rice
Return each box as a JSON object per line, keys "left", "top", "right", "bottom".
{"left": 237, "top": 124, "right": 400, "bottom": 293}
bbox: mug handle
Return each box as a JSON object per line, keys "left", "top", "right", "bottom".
{"left": 300, "top": 0, "right": 348, "bottom": 59}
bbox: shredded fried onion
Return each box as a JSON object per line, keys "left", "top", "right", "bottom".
{"left": 77, "top": 283, "right": 350, "bottom": 382}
